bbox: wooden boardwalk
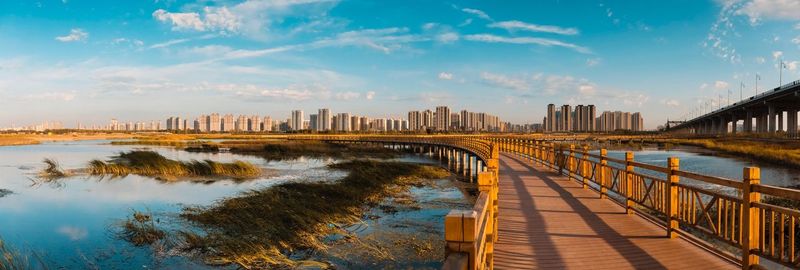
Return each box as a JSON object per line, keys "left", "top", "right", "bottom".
{"left": 492, "top": 153, "right": 737, "bottom": 270}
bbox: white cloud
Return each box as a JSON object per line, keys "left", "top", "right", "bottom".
{"left": 22, "top": 92, "right": 76, "bottom": 101}
{"left": 773, "top": 50, "right": 783, "bottom": 60}
{"left": 438, "top": 72, "right": 453, "bottom": 80}
{"left": 153, "top": 10, "right": 204, "bottom": 31}
{"left": 480, "top": 72, "right": 528, "bottom": 91}
{"left": 309, "top": 27, "right": 425, "bottom": 53}
{"left": 153, "top": 0, "right": 338, "bottom": 39}
{"left": 586, "top": 58, "right": 601, "bottom": 67}
{"left": 464, "top": 34, "right": 590, "bottom": 54}
{"left": 55, "top": 29, "right": 88, "bottom": 42}
{"left": 461, "top": 8, "right": 491, "bottom": 21}
{"left": 149, "top": 38, "right": 191, "bottom": 49}
{"left": 699, "top": 83, "right": 709, "bottom": 90}
{"left": 437, "top": 32, "right": 459, "bottom": 43}
{"left": 153, "top": 7, "right": 239, "bottom": 33}
{"left": 365, "top": 91, "right": 375, "bottom": 100}
{"left": 737, "top": 0, "right": 800, "bottom": 23}
{"left": 786, "top": 61, "right": 799, "bottom": 71}
{"left": 334, "top": 91, "right": 361, "bottom": 100}
{"left": 488, "top": 20, "right": 579, "bottom": 35}
{"left": 661, "top": 99, "right": 681, "bottom": 107}
{"left": 714, "top": 80, "right": 730, "bottom": 90}
{"left": 57, "top": 226, "right": 88, "bottom": 241}
{"left": 792, "top": 36, "right": 800, "bottom": 44}
{"left": 755, "top": 57, "right": 766, "bottom": 64}
{"left": 578, "top": 85, "right": 596, "bottom": 95}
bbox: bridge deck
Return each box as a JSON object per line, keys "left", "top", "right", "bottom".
{"left": 492, "top": 153, "right": 737, "bottom": 270}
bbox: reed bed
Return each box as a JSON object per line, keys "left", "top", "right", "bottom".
{"left": 0, "top": 238, "right": 47, "bottom": 270}
{"left": 178, "top": 160, "right": 450, "bottom": 268}
{"left": 657, "top": 138, "right": 800, "bottom": 167}
{"left": 88, "top": 151, "right": 260, "bottom": 179}
{"left": 227, "top": 140, "right": 399, "bottom": 160}
{"left": 119, "top": 211, "right": 166, "bottom": 246}
{"left": 37, "top": 158, "right": 72, "bottom": 180}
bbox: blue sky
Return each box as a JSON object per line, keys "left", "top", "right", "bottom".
{"left": 1, "top": 0, "right": 800, "bottom": 129}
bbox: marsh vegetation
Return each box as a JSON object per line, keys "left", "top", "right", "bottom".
{"left": 122, "top": 160, "right": 451, "bottom": 268}
{"left": 87, "top": 151, "right": 262, "bottom": 180}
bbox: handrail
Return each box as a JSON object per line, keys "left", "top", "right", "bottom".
{"left": 484, "top": 135, "right": 800, "bottom": 269}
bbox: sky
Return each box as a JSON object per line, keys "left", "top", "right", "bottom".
{"left": 1, "top": 0, "right": 800, "bottom": 129}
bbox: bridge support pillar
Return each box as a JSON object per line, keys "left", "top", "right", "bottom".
{"left": 778, "top": 111, "right": 784, "bottom": 132}
{"left": 768, "top": 105, "right": 776, "bottom": 133}
{"left": 789, "top": 109, "right": 798, "bottom": 137}
{"left": 745, "top": 111, "right": 753, "bottom": 133}
{"left": 730, "top": 114, "right": 737, "bottom": 134}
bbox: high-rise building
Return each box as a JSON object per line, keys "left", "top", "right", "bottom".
{"left": 262, "top": 116, "right": 273, "bottom": 132}
{"left": 336, "top": 113, "right": 351, "bottom": 132}
{"left": 350, "top": 115, "right": 360, "bottom": 132}
{"left": 546, "top": 104, "right": 556, "bottom": 132}
{"left": 220, "top": 114, "right": 232, "bottom": 132}
{"left": 421, "top": 110, "right": 433, "bottom": 130}
{"left": 408, "top": 111, "right": 421, "bottom": 131}
{"left": 309, "top": 114, "right": 318, "bottom": 131}
{"left": 434, "top": 106, "right": 451, "bottom": 131}
{"left": 318, "top": 108, "right": 331, "bottom": 131}
{"left": 249, "top": 115, "right": 261, "bottom": 132}
{"left": 360, "top": 116, "right": 370, "bottom": 131}
{"left": 291, "top": 110, "right": 304, "bottom": 131}
{"left": 208, "top": 113, "right": 221, "bottom": 132}
{"left": 560, "top": 104, "right": 572, "bottom": 132}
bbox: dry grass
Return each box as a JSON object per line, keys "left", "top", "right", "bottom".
{"left": 0, "top": 133, "right": 134, "bottom": 147}
{"left": 226, "top": 140, "right": 400, "bottom": 160}
{"left": 0, "top": 238, "right": 47, "bottom": 270}
{"left": 657, "top": 138, "right": 800, "bottom": 167}
{"left": 178, "top": 160, "right": 450, "bottom": 268}
{"left": 119, "top": 211, "right": 166, "bottom": 246}
{"left": 88, "top": 151, "right": 261, "bottom": 179}
{"left": 37, "top": 158, "right": 72, "bottom": 180}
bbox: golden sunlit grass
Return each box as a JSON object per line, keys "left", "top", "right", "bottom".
{"left": 88, "top": 151, "right": 261, "bottom": 179}
{"left": 226, "top": 140, "right": 400, "bottom": 160}
{"left": 659, "top": 138, "right": 800, "bottom": 167}
{"left": 178, "top": 160, "right": 450, "bottom": 268}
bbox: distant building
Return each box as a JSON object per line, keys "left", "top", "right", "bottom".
{"left": 434, "top": 106, "right": 451, "bottom": 131}
{"left": 291, "top": 110, "right": 303, "bottom": 131}
{"left": 318, "top": 108, "right": 331, "bottom": 131}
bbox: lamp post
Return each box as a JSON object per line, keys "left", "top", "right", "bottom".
{"left": 755, "top": 74, "right": 761, "bottom": 96}
{"left": 740, "top": 82, "right": 744, "bottom": 102}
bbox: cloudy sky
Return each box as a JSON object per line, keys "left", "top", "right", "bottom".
{"left": 1, "top": 0, "right": 800, "bottom": 129}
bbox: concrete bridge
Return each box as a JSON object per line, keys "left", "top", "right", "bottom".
{"left": 669, "top": 79, "right": 800, "bottom": 136}
{"left": 298, "top": 135, "right": 800, "bottom": 269}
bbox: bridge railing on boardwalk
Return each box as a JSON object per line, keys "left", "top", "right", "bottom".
{"left": 488, "top": 136, "right": 800, "bottom": 269}
{"left": 290, "top": 135, "right": 499, "bottom": 270}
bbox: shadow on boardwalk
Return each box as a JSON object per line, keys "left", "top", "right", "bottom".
{"left": 492, "top": 153, "right": 736, "bottom": 270}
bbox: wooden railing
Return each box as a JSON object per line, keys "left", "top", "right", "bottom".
{"left": 290, "top": 135, "right": 499, "bottom": 270}
{"left": 488, "top": 136, "right": 800, "bottom": 269}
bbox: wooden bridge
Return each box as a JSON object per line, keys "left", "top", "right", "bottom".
{"left": 296, "top": 135, "right": 800, "bottom": 270}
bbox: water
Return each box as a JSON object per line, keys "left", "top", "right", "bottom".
{"left": 0, "top": 140, "right": 465, "bottom": 269}
{"left": 601, "top": 145, "right": 800, "bottom": 187}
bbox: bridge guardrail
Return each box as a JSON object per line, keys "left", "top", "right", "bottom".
{"left": 488, "top": 136, "right": 800, "bottom": 269}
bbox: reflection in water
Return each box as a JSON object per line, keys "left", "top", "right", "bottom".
{"left": 0, "top": 140, "right": 469, "bottom": 269}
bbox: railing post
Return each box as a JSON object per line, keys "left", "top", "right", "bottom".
{"left": 667, "top": 157, "right": 680, "bottom": 238}
{"left": 568, "top": 144, "right": 575, "bottom": 181}
{"left": 445, "top": 209, "right": 478, "bottom": 270}
{"left": 581, "top": 146, "right": 589, "bottom": 189}
{"left": 741, "top": 167, "right": 761, "bottom": 269}
{"left": 625, "top": 152, "right": 634, "bottom": 215}
{"left": 599, "top": 149, "right": 608, "bottom": 199}
{"left": 477, "top": 171, "right": 496, "bottom": 269}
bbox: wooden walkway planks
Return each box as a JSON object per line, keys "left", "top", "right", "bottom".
{"left": 492, "top": 153, "right": 737, "bottom": 270}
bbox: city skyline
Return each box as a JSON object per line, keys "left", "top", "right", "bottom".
{"left": 2, "top": 1, "right": 800, "bottom": 129}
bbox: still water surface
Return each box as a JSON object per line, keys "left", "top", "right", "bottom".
{"left": 0, "top": 140, "right": 463, "bottom": 269}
